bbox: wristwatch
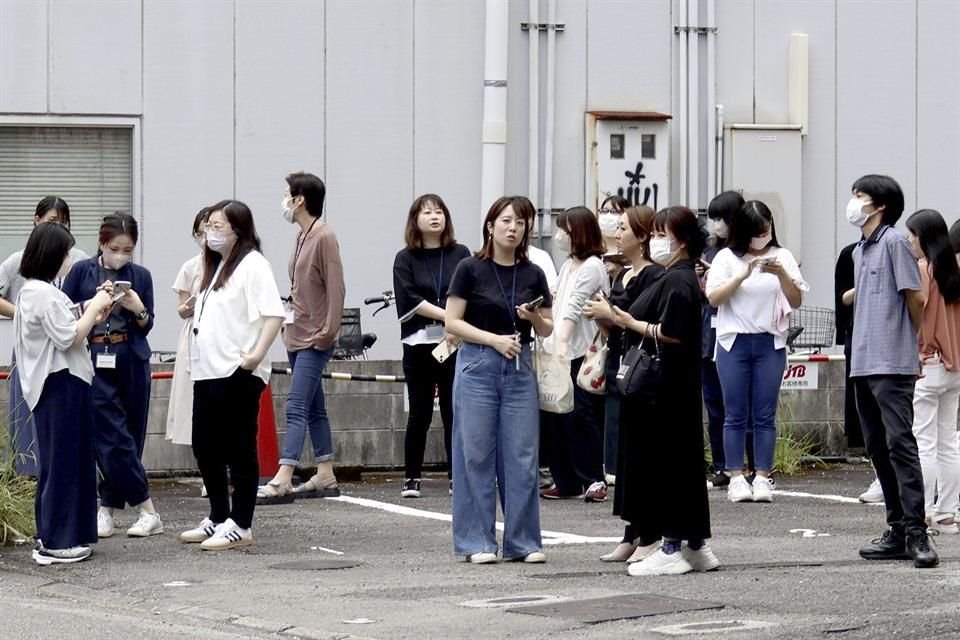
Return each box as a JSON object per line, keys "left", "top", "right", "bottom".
{"left": 136, "top": 307, "right": 149, "bottom": 321}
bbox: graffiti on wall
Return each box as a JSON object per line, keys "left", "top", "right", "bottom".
{"left": 616, "top": 162, "right": 659, "bottom": 210}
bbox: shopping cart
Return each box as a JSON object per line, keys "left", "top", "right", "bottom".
{"left": 786, "top": 306, "right": 835, "bottom": 353}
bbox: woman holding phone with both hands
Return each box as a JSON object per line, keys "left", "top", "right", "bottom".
{"left": 445, "top": 196, "right": 553, "bottom": 564}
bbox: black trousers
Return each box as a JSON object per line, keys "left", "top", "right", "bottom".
{"left": 402, "top": 343, "right": 454, "bottom": 479}
{"left": 843, "top": 338, "right": 864, "bottom": 448}
{"left": 853, "top": 375, "right": 926, "bottom": 536}
{"left": 192, "top": 368, "right": 265, "bottom": 529}
{"left": 547, "top": 356, "right": 605, "bottom": 494}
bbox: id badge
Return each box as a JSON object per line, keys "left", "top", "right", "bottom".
{"left": 283, "top": 300, "right": 295, "bottom": 325}
{"left": 96, "top": 353, "right": 117, "bottom": 369}
{"left": 710, "top": 315, "right": 718, "bottom": 329}
{"left": 425, "top": 324, "right": 444, "bottom": 340}
{"left": 191, "top": 335, "right": 205, "bottom": 363}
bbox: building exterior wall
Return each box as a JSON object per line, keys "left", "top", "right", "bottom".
{"left": 0, "top": 0, "right": 958, "bottom": 363}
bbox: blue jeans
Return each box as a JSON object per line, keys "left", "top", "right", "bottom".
{"left": 280, "top": 347, "right": 334, "bottom": 466}
{"left": 452, "top": 342, "right": 541, "bottom": 559}
{"left": 716, "top": 333, "right": 785, "bottom": 473}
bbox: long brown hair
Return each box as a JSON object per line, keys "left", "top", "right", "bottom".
{"left": 475, "top": 196, "right": 533, "bottom": 261}
{"left": 558, "top": 206, "right": 604, "bottom": 260}
{"left": 200, "top": 200, "right": 262, "bottom": 292}
{"left": 404, "top": 194, "right": 456, "bottom": 250}
{"left": 623, "top": 205, "right": 655, "bottom": 257}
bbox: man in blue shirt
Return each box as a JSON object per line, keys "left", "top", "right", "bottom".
{"left": 845, "top": 174, "right": 937, "bottom": 568}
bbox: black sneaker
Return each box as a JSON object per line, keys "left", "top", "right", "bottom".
{"left": 906, "top": 531, "right": 939, "bottom": 568}
{"left": 401, "top": 479, "right": 421, "bottom": 498}
{"left": 710, "top": 472, "right": 730, "bottom": 488}
{"left": 859, "top": 528, "right": 908, "bottom": 560}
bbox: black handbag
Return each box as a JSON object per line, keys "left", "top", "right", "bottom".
{"left": 615, "top": 325, "right": 661, "bottom": 399}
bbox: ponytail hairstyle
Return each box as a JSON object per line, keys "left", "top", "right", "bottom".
{"left": 905, "top": 209, "right": 960, "bottom": 303}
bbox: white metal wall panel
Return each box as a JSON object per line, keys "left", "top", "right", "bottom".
{"left": 835, "top": 0, "right": 916, "bottom": 251}
{"left": 0, "top": 0, "right": 47, "bottom": 113}
{"left": 48, "top": 0, "right": 141, "bottom": 114}
{"left": 714, "top": 0, "right": 755, "bottom": 126}
{"left": 552, "top": 0, "right": 588, "bottom": 211}
{"left": 141, "top": 0, "right": 235, "bottom": 357}
{"left": 916, "top": 0, "right": 960, "bottom": 216}
{"left": 412, "top": 0, "right": 484, "bottom": 250}
{"left": 325, "top": 0, "right": 414, "bottom": 357}
{"left": 505, "top": 0, "right": 532, "bottom": 199}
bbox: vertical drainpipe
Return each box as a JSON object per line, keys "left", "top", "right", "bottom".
{"left": 480, "top": 0, "right": 509, "bottom": 219}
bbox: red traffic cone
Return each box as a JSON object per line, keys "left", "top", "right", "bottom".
{"left": 257, "top": 384, "right": 281, "bottom": 483}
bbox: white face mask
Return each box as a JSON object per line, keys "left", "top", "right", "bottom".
{"left": 281, "top": 196, "right": 296, "bottom": 224}
{"left": 710, "top": 219, "right": 729, "bottom": 239}
{"left": 846, "top": 197, "right": 874, "bottom": 228}
{"left": 649, "top": 237, "right": 676, "bottom": 265}
{"left": 750, "top": 231, "right": 772, "bottom": 251}
{"left": 598, "top": 212, "right": 620, "bottom": 237}
{"left": 553, "top": 228, "right": 572, "bottom": 253}
{"left": 56, "top": 256, "right": 72, "bottom": 280}
{"left": 101, "top": 251, "right": 131, "bottom": 270}
{"left": 205, "top": 228, "right": 232, "bottom": 253}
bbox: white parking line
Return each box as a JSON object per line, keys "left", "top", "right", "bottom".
{"left": 773, "top": 489, "right": 883, "bottom": 505}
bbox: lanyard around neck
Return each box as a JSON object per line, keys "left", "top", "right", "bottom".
{"left": 291, "top": 217, "right": 320, "bottom": 289}
{"left": 491, "top": 260, "right": 518, "bottom": 329}
{"left": 427, "top": 249, "right": 445, "bottom": 304}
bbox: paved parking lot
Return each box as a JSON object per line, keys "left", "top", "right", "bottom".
{"left": 1, "top": 464, "right": 958, "bottom": 640}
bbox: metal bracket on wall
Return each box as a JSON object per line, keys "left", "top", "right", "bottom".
{"left": 521, "top": 22, "right": 565, "bottom": 31}
{"left": 673, "top": 26, "right": 718, "bottom": 34}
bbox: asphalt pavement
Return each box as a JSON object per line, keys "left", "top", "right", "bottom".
{"left": 1, "top": 464, "right": 957, "bottom": 640}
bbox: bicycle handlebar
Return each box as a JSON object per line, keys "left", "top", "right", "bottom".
{"left": 364, "top": 296, "right": 385, "bottom": 305}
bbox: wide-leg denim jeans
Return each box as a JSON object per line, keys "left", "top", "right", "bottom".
{"left": 451, "top": 342, "right": 541, "bottom": 559}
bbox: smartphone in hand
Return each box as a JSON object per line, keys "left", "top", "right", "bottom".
{"left": 525, "top": 295, "right": 545, "bottom": 310}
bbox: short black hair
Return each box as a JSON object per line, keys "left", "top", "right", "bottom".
{"left": 286, "top": 172, "right": 326, "bottom": 217}
{"left": 193, "top": 207, "right": 210, "bottom": 235}
{"left": 852, "top": 174, "right": 904, "bottom": 226}
{"left": 20, "top": 222, "right": 75, "bottom": 282}
{"left": 654, "top": 206, "right": 706, "bottom": 260}
{"left": 728, "top": 200, "right": 781, "bottom": 257}
{"left": 600, "top": 195, "right": 630, "bottom": 212}
{"left": 34, "top": 196, "right": 71, "bottom": 227}
{"left": 707, "top": 191, "right": 744, "bottom": 223}
{"left": 949, "top": 219, "right": 960, "bottom": 254}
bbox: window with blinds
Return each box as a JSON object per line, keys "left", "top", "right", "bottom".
{"left": 0, "top": 126, "right": 133, "bottom": 260}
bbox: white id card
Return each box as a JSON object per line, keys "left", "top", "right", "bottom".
{"left": 424, "top": 324, "right": 444, "bottom": 340}
{"left": 283, "top": 301, "right": 295, "bottom": 325}
{"left": 710, "top": 315, "right": 718, "bottom": 328}
{"left": 96, "top": 353, "right": 117, "bottom": 369}
{"left": 432, "top": 340, "right": 458, "bottom": 363}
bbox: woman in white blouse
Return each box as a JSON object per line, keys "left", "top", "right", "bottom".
{"left": 540, "top": 207, "right": 611, "bottom": 502}
{"left": 180, "top": 200, "right": 285, "bottom": 551}
{"left": 705, "top": 201, "right": 807, "bottom": 504}
{"left": 14, "top": 222, "right": 113, "bottom": 565}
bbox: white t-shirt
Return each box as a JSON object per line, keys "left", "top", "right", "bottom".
{"left": 528, "top": 245, "right": 559, "bottom": 290}
{"left": 705, "top": 246, "right": 808, "bottom": 352}
{"left": 0, "top": 246, "right": 88, "bottom": 305}
{"left": 172, "top": 253, "right": 204, "bottom": 296}
{"left": 191, "top": 251, "right": 285, "bottom": 384}
{"left": 13, "top": 280, "right": 94, "bottom": 410}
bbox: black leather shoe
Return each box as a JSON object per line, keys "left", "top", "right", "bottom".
{"left": 906, "top": 532, "right": 939, "bottom": 568}
{"left": 859, "top": 529, "right": 908, "bottom": 560}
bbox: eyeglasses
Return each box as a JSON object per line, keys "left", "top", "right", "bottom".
{"left": 204, "top": 222, "right": 229, "bottom": 232}
{"left": 599, "top": 208, "right": 618, "bottom": 215}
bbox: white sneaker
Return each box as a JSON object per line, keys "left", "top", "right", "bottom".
{"left": 467, "top": 552, "right": 498, "bottom": 564}
{"left": 929, "top": 514, "right": 960, "bottom": 535}
{"left": 200, "top": 518, "right": 252, "bottom": 551}
{"left": 33, "top": 544, "right": 92, "bottom": 566}
{"left": 605, "top": 473, "right": 617, "bottom": 486}
{"left": 179, "top": 518, "right": 220, "bottom": 543}
{"left": 626, "top": 539, "right": 662, "bottom": 563}
{"left": 126, "top": 511, "right": 164, "bottom": 537}
{"left": 522, "top": 551, "right": 546, "bottom": 563}
{"left": 97, "top": 511, "right": 114, "bottom": 538}
{"left": 682, "top": 543, "right": 720, "bottom": 571}
{"left": 859, "top": 478, "right": 884, "bottom": 503}
{"left": 627, "top": 548, "right": 693, "bottom": 576}
{"left": 727, "top": 475, "right": 753, "bottom": 502}
{"left": 752, "top": 476, "right": 774, "bottom": 503}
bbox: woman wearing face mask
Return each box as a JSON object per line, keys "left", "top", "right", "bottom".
{"left": 0, "top": 196, "right": 88, "bottom": 477}
{"left": 165, "top": 208, "right": 210, "bottom": 447}
{"left": 15, "top": 222, "right": 114, "bottom": 565}
{"left": 904, "top": 209, "right": 960, "bottom": 534}
{"left": 608, "top": 206, "right": 715, "bottom": 576}
{"left": 445, "top": 196, "right": 553, "bottom": 564}
{"left": 62, "top": 212, "right": 163, "bottom": 539}
{"left": 539, "top": 207, "right": 610, "bottom": 503}
{"left": 583, "top": 205, "right": 664, "bottom": 563}
{"left": 700, "top": 191, "right": 747, "bottom": 490}
{"left": 392, "top": 194, "right": 471, "bottom": 498}
{"left": 705, "top": 201, "right": 807, "bottom": 504}
{"left": 181, "top": 201, "right": 284, "bottom": 551}
{"left": 598, "top": 195, "right": 630, "bottom": 277}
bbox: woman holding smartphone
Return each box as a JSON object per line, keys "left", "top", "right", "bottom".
{"left": 705, "top": 201, "right": 807, "bottom": 503}
{"left": 392, "top": 194, "right": 471, "bottom": 498}
{"left": 445, "top": 196, "right": 553, "bottom": 564}
{"left": 166, "top": 208, "right": 209, "bottom": 447}
{"left": 62, "top": 212, "right": 163, "bottom": 539}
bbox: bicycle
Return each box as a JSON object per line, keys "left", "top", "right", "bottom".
{"left": 331, "top": 291, "right": 396, "bottom": 360}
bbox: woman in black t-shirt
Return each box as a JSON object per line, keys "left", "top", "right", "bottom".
{"left": 392, "top": 194, "right": 471, "bottom": 498}
{"left": 609, "top": 206, "right": 717, "bottom": 577}
{"left": 584, "top": 205, "right": 663, "bottom": 563}
{"left": 445, "top": 196, "right": 553, "bottom": 564}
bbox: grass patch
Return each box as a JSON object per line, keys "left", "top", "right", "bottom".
{"left": 773, "top": 400, "right": 825, "bottom": 476}
{"left": 0, "top": 425, "right": 36, "bottom": 545}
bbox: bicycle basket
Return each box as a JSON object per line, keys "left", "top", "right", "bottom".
{"left": 787, "top": 306, "right": 835, "bottom": 352}
{"left": 333, "top": 308, "right": 364, "bottom": 359}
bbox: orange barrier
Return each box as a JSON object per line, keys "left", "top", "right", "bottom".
{"left": 257, "top": 384, "right": 281, "bottom": 482}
